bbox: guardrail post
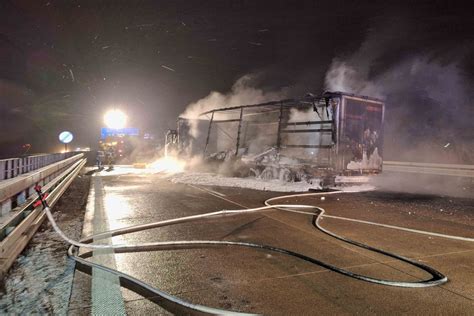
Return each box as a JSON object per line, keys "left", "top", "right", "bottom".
{"left": 13, "top": 159, "right": 19, "bottom": 178}
{"left": 22, "top": 157, "right": 27, "bottom": 173}
{"left": 0, "top": 161, "right": 5, "bottom": 180}
{"left": 1, "top": 199, "right": 12, "bottom": 216}
{"left": 7, "top": 160, "right": 12, "bottom": 179}
{"left": 28, "top": 185, "right": 36, "bottom": 198}
{"left": 16, "top": 191, "right": 26, "bottom": 206}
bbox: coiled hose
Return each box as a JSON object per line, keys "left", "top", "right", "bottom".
{"left": 36, "top": 187, "right": 454, "bottom": 315}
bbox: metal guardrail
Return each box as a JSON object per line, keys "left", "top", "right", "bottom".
{"left": 0, "top": 156, "right": 87, "bottom": 278}
{"left": 0, "top": 154, "right": 84, "bottom": 216}
{"left": 383, "top": 161, "right": 474, "bottom": 178}
{"left": 0, "top": 152, "right": 77, "bottom": 181}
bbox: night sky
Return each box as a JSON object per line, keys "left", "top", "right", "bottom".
{"left": 0, "top": 0, "right": 472, "bottom": 160}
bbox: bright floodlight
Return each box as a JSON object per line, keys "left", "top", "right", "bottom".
{"left": 104, "top": 109, "right": 127, "bottom": 129}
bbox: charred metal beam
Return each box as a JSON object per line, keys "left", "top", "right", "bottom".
{"left": 213, "top": 119, "right": 241, "bottom": 123}
{"left": 198, "top": 97, "right": 326, "bottom": 117}
{"left": 198, "top": 92, "right": 383, "bottom": 117}
{"left": 203, "top": 112, "right": 214, "bottom": 155}
{"left": 246, "top": 121, "right": 279, "bottom": 125}
{"left": 199, "top": 99, "right": 294, "bottom": 116}
{"left": 282, "top": 144, "right": 333, "bottom": 149}
{"left": 280, "top": 128, "right": 333, "bottom": 133}
{"left": 282, "top": 120, "right": 333, "bottom": 126}
{"left": 276, "top": 102, "right": 284, "bottom": 151}
{"left": 235, "top": 108, "right": 244, "bottom": 156}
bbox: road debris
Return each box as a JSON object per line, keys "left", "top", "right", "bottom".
{"left": 161, "top": 65, "right": 175, "bottom": 72}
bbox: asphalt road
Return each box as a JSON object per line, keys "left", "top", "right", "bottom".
{"left": 68, "top": 170, "right": 474, "bottom": 315}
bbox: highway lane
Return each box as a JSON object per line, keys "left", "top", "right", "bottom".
{"left": 68, "top": 171, "right": 474, "bottom": 315}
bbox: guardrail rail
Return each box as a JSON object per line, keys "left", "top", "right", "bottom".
{"left": 0, "top": 152, "right": 77, "bottom": 181}
{"left": 383, "top": 161, "right": 474, "bottom": 178}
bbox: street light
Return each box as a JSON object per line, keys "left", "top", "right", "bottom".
{"left": 104, "top": 109, "right": 127, "bottom": 129}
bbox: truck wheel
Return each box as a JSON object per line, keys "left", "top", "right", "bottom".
{"left": 279, "top": 168, "right": 294, "bottom": 182}
{"left": 249, "top": 168, "right": 260, "bottom": 178}
{"left": 260, "top": 167, "right": 276, "bottom": 180}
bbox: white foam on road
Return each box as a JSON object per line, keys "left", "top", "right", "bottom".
{"left": 93, "top": 166, "right": 376, "bottom": 193}
{"left": 334, "top": 184, "right": 376, "bottom": 193}
{"left": 170, "top": 172, "right": 322, "bottom": 192}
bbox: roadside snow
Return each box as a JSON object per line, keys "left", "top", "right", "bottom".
{"left": 0, "top": 175, "right": 90, "bottom": 314}
{"left": 0, "top": 227, "right": 76, "bottom": 314}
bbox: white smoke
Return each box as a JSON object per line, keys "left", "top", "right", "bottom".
{"left": 323, "top": 19, "right": 474, "bottom": 195}
{"left": 181, "top": 74, "right": 288, "bottom": 138}
{"left": 324, "top": 13, "right": 471, "bottom": 108}
{"left": 325, "top": 59, "right": 382, "bottom": 97}
{"left": 322, "top": 12, "right": 474, "bottom": 165}
{"left": 325, "top": 56, "right": 468, "bottom": 102}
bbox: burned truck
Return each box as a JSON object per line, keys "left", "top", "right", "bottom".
{"left": 175, "top": 91, "right": 384, "bottom": 184}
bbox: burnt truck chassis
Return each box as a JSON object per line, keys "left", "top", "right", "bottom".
{"left": 179, "top": 91, "right": 385, "bottom": 185}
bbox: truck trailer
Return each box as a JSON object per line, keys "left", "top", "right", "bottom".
{"left": 172, "top": 91, "right": 384, "bottom": 185}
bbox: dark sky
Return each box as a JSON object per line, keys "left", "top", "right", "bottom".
{"left": 0, "top": 0, "right": 472, "bottom": 157}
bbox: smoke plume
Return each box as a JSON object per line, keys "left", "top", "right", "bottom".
{"left": 181, "top": 74, "right": 288, "bottom": 138}
{"left": 324, "top": 17, "right": 474, "bottom": 164}
{"left": 325, "top": 15, "right": 474, "bottom": 196}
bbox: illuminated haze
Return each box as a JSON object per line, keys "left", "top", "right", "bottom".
{"left": 0, "top": 2, "right": 472, "bottom": 161}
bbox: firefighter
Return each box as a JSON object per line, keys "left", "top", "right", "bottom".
{"left": 96, "top": 150, "right": 105, "bottom": 169}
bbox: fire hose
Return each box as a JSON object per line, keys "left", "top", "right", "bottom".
{"left": 34, "top": 186, "right": 451, "bottom": 315}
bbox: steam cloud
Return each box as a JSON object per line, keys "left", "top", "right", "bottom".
{"left": 324, "top": 18, "right": 474, "bottom": 164}
{"left": 181, "top": 74, "right": 288, "bottom": 138}
{"left": 325, "top": 18, "right": 474, "bottom": 196}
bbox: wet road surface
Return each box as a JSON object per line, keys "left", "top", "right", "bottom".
{"left": 68, "top": 171, "right": 474, "bottom": 315}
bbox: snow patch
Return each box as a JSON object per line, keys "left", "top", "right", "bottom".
{"left": 0, "top": 217, "right": 81, "bottom": 314}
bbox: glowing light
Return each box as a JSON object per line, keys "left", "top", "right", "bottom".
{"left": 104, "top": 192, "right": 133, "bottom": 229}
{"left": 104, "top": 109, "right": 127, "bottom": 129}
{"left": 148, "top": 156, "right": 186, "bottom": 174}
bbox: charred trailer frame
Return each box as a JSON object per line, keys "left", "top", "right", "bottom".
{"left": 164, "top": 129, "right": 179, "bottom": 157}
{"left": 179, "top": 91, "right": 384, "bottom": 179}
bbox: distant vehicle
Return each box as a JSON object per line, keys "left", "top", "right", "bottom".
{"left": 99, "top": 132, "right": 158, "bottom": 164}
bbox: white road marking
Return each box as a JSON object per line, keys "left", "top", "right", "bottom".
{"left": 201, "top": 187, "right": 227, "bottom": 197}
{"left": 91, "top": 176, "right": 126, "bottom": 315}
{"left": 254, "top": 249, "right": 474, "bottom": 282}
{"left": 188, "top": 184, "right": 229, "bottom": 199}
{"left": 323, "top": 214, "right": 474, "bottom": 242}
{"left": 192, "top": 184, "right": 474, "bottom": 242}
